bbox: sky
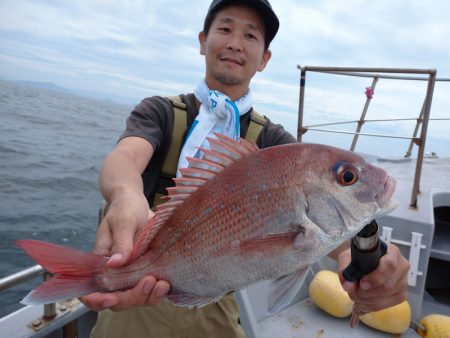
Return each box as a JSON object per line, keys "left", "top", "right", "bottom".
{"left": 1, "top": 0, "right": 449, "bottom": 157}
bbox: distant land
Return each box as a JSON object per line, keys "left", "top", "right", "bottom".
{"left": 17, "top": 80, "right": 72, "bottom": 94}
{"left": 1, "top": 78, "right": 136, "bottom": 106}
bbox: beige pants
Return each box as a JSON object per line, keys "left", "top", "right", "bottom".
{"left": 90, "top": 293, "right": 245, "bottom": 338}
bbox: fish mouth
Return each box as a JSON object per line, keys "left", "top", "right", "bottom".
{"left": 376, "top": 176, "right": 397, "bottom": 208}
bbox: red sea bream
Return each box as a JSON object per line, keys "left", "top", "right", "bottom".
{"left": 17, "top": 134, "right": 396, "bottom": 313}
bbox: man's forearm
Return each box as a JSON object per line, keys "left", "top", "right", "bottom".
{"left": 99, "top": 149, "right": 145, "bottom": 204}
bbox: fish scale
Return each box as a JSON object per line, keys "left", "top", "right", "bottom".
{"left": 16, "top": 134, "right": 396, "bottom": 311}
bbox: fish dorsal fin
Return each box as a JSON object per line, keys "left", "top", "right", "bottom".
{"left": 129, "top": 134, "right": 259, "bottom": 261}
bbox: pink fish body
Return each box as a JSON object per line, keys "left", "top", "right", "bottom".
{"left": 17, "top": 134, "right": 396, "bottom": 312}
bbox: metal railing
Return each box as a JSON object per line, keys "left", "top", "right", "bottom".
{"left": 0, "top": 266, "right": 89, "bottom": 338}
{"left": 0, "top": 264, "right": 54, "bottom": 318}
{"left": 297, "top": 66, "right": 450, "bottom": 208}
{"left": 0, "top": 265, "right": 45, "bottom": 292}
{"left": 0, "top": 208, "right": 107, "bottom": 335}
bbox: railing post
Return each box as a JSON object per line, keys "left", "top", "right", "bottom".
{"left": 405, "top": 99, "right": 426, "bottom": 158}
{"left": 410, "top": 70, "right": 437, "bottom": 208}
{"left": 63, "top": 320, "right": 79, "bottom": 338}
{"left": 297, "top": 66, "right": 307, "bottom": 142}
{"left": 43, "top": 272, "right": 57, "bottom": 319}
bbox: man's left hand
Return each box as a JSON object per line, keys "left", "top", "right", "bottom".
{"left": 337, "top": 243, "right": 410, "bottom": 312}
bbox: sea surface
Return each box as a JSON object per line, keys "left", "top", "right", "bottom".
{"left": 0, "top": 80, "right": 133, "bottom": 317}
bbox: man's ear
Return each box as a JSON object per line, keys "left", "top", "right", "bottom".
{"left": 257, "top": 49, "right": 272, "bottom": 72}
{"left": 199, "top": 31, "right": 206, "bottom": 55}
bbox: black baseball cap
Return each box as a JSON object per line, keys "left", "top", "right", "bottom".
{"left": 203, "top": 0, "right": 280, "bottom": 48}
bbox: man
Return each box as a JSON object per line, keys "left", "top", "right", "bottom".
{"left": 82, "top": 0, "right": 410, "bottom": 337}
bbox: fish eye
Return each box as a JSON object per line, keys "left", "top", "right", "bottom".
{"left": 333, "top": 162, "right": 360, "bottom": 186}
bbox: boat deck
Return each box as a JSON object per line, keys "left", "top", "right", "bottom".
{"left": 258, "top": 298, "right": 419, "bottom": 338}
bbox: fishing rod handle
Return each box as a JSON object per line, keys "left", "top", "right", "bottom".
{"left": 343, "top": 220, "right": 388, "bottom": 282}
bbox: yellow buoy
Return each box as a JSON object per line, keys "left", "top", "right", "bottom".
{"left": 359, "top": 300, "right": 411, "bottom": 334}
{"left": 417, "top": 314, "right": 450, "bottom": 338}
{"left": 308, "top": 270, "right": 353, "bottom": 318}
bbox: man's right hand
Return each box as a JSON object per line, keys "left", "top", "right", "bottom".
{"left": 95, "top": 193, "right": 151, "bottom": 266}
{"left": 80, "top": 194, "right": 170, "bottom": 311}
{"left": 80, "top": 275, "right": 170, "bottom": 311}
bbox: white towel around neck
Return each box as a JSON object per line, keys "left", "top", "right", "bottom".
{"left": 176, "top": 80, "right": 253, "bottom": 177}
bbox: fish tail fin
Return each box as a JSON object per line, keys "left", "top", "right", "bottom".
{"left": 16, "top": 239, "right": 108, "bottom": 305}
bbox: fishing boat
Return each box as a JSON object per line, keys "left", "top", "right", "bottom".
{"left": 1, "top": 66, "right": 449, "bottom": 337}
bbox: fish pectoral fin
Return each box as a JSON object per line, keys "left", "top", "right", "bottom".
{"left": 233, "top": 229, "right": 305, "bottom": 257}
{"left": 267, "top": 267, "right": 309, "bottom": 315}
{"left": 166, "top": 293, "right": 224, "bottom": 308}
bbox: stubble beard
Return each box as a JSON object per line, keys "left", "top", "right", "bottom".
{"left": 213, "top": 71, "right": 243, "bottom": 87}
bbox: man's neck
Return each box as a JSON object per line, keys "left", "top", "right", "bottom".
{"left": 204, "top": 79, "right": 249, "bottom": 101}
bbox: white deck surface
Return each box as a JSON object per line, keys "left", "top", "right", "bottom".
{"left": 258, "top": 298, "right": 419, "bottom": 338}
{"left": 374, "top": 157, "right": 450, "bottom": 222}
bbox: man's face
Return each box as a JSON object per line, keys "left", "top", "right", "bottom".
{"left": 199, "top": 5, "right": 271, "bottom": 96}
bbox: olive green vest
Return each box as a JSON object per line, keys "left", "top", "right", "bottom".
{"left": 151, "top": 95, "right": 267, "bottom": 207}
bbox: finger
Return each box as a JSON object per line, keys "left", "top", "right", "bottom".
{"left": 359, "top": 244, "right": 408, "bottom": 290}
{"left": 336, "top": 246, "right": 355, "bottom": 292}
{"left": 351, "top": 275, "right": 408, "bottom": 312}
{"left": 336, "top": 246, "right": 351, "bottom": 276}
{"left": 358, "top": 244, "right": 398, "bottom": 290}
{"left": 109, "top": 276, "right": 158, "bottom": 311}
{"left": 342, "top": 280, "right": 357, "bottom": 293}
{"left": 107, "top": 222, "right": 136, "bottom": 268}
{"left": 350, "top": 310, "right": 362, "bottom": 328}
{"left": 79, "top": 292, "right": 118, "bottom": 312}
{"left": 354, "top": 273, "right": 409, "bottom": 303}
{"left": 353, "top": 289, "right": 407, "bottom": 312}
{"left": 147, "top": 208, "right": 155, "bottom": 220}
{"left": 145, "top": 280, "right": 170, "bottom": 305}
{"left": 94, "top": 219, "right": 113, "bottom": 256}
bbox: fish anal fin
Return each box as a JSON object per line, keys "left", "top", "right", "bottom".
{"left": 267, "top": 267, "right": 309, "bottom": 315}
{"left": 166, "top": 293, "right": 223, "bottom": 308}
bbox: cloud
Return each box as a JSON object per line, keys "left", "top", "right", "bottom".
{"left": 0, "top": 0, "right": 449, "bottom": 152}
{"left": 0, "top": 54, "right": 79, "bottom": 77}
{"left": 0, "top": 1, "right": 139, "bottom": 43}
{"left": 270, "top": 0, "right": 450, "bottom": 73}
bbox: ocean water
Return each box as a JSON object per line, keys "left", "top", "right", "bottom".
{"left": 0, "top": 80, "right": 133, "bottom": 317}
